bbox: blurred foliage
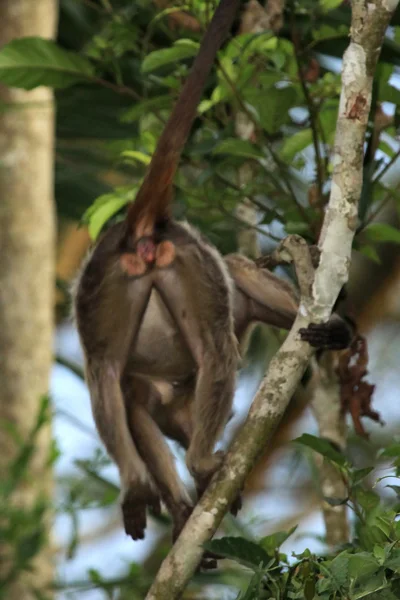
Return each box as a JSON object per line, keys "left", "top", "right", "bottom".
{"left": 1, "top": 0, "right": 400, "bottom": 598}
{"left": 0, "top": 397, "right": 56, "bottom": 600}
{"left": 200, "top": 436, "right": 400, "bottom": 599}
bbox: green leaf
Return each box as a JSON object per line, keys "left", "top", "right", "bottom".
{"left": 141, "top": 40, "right": 199, "bottom": 73}
{"left": 379, "top": 443, "right": 400, "bottom": 458}
{"left": 330, "top": 551, "right": 350, "bottom": 589}
{"left": 259, "top": 526, "right": 297, "bottom": 555}
{"left": 280, "top": 129, "right": 313, "bottom": 161}
{"left": 373, "top": 545, "right": 386, "bottom": 564}
{"left": 348, "top": 553, "right": 380, "bottom": 580}
{"left": 121, "top": 95, "right": 172, "bottom": 123}
{"left": 121, "top": 151, "right": 151, "bottom": 166}
{"left": 82, "top": 187, "right": 135, "bottom": 239}
{"left": 319, "top": 0, "right": 343, "bottom": 12}
{"left": 244, "top": 85, "right": 297, "bottom": 134}
{"left": 212, "top": 138, "right": 264, "bottom": 159}
{"left": 0, "top": 37, "right": 94, "bottom": 90}
{"left": 363, "top": 223, "right": 400, "bottom": 244}
{"left": 294, "top": 433, "right": 347, "bottom": 466}
{"left": 385, "top": 549, "right": 400, "bottom": 573}
{"left": 354, "top": 487, "right": 380, "bottom": 513}
{"left": 351, "top": 467, "right": 374, "bottom": 485}
{"left": 358, "top": 245, "right": 381, "bottom": 264}
{"left": 204, "top": 537, "right": 271, "bottom": 570}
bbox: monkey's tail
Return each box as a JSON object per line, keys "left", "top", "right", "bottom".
{"left": 127, "top": 0, "right": 241, "bottom": 230}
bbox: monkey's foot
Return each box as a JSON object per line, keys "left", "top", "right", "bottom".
{"left": 122, "top": 486, "right": 161, "bottom": 540}
{"left": 172, "top": 501, "right": 194, "bottom": 543}
{"left": 299, "top": 318, "right": 352, "bottom": 350}
{"left": 190, "top": 450, "right": 225, "bottom": 498}
{"left": 230, "top": 492, "right": 243, "bottom": 516}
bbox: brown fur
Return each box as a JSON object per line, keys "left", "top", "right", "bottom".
{"left": 72, "top": 0, "right": 351, "bottom": 549}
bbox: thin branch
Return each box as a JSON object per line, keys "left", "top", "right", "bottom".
{"left": 291, "top": 21, "right": 324, "bottom": 204}
{"left": 372, "top": 145, "right": 400, "bottom": 184}
{"left": 357, "top": 188, "right": 393, "bottom": 232}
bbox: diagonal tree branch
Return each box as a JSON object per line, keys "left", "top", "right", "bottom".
{"left": 144, "top": 2, "right": 399, "bottom": 598}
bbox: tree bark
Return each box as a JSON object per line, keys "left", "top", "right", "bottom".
{"left": 0, "top": 1, "right": 58, "bottom": 598}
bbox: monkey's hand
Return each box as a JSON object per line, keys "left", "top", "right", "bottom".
{"left": 122, "top": 483, "right": 161, "bottom": 540}
{"left": 299, "top": 314, "right": 353, "bottom": 350}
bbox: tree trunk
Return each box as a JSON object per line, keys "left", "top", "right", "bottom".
{"left": 0, "top": 1, "right": 58, "bottom": 598}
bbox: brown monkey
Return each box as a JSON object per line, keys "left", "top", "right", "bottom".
{"left": 73, "top": 0, "right": 351, "bottom": 545}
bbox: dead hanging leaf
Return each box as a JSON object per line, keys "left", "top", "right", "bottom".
{"left": 336, "top": 334, "right": 382, "bottom": 438}
{"left": 303, "top": 58, "right": 320, "bottom": 83}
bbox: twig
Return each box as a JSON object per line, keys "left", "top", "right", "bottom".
{"left": 291, "top": 20, "right": 324, "bottom": 204}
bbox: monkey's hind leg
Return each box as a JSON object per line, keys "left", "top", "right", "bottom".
{"left": 76, "top": 266, "right": 159, "bottom": 540}
{"left": 124, "top": 379, "right": 194, "bottom": 542}
{"left": 155, "top": 259, "right": 238, "bottom": 496}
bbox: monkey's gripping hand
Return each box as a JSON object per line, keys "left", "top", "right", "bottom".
{"left": 122, "top": 485, "right": 161, "bottom": 540}
{"left": 299, "top": 314, "right": 353, "bottom": 350}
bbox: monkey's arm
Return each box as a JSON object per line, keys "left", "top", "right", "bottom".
{"left": 225, "top": 253, "right": 352, "bottom": 350}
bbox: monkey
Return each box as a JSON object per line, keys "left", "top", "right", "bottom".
{"left": 73, "top": 0, "right": 352, "bottom": 549}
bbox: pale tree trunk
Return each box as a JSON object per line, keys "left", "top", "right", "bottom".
{"left": 0, "top": 1, "right": 58, "bottom": 598}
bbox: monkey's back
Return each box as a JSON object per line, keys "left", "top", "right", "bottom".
{"left": 73, "top": 220, "right": 238, "bottom": 384}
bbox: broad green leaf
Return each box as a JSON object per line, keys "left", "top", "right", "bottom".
{"left": 354, "top": 487, "right": 380, "bottom": 513}
{"left": 348, "top": 553, "right": 380, "bottom": 580}
{"left": 82, "top": 188, "right": 135, "bottom": 239}
{"left": 0, "top": 37, "right": 94, "bottom": 90}
{"left": 363, "top": 223, "right": 400, "bottom": 244}
{"left": 379, "top": 443, "right": 400, "bottom": 458}
{"left": 294, "top": 434, "right": 347, "bottom": 466}
{"left": 244, "top": 85, "right": 297, "bottom": 134}
{"left": 358, "top": 524, "right": 390, "bottom": 551}
{"left": 358, "top": 245, "right": 381, "bottom": 264}
{"left": 259, "top": 526, "right": 297, "bottom": 555}
{"left": 141, "top": 40, "right": 199, "bottom": 73}
{"left": 212, "top": 138, "right": 264, "bottom": 159}
{"left": 121, "top": 151, "right": 151, "bottom": 166}
{"left": 351, "top": 467, "right": 374, "bottom": 485}
{"left": 280, "top": 129, "right": 313, "bottom": 161}
{"left": 385, "top": 548, "right": 400, "bottom": 572}
{"left": 373, "top": 545, "right": 386, "bottom": 564}
{"left": 204, "top": 536, "right": 271, "bottom": 570}
{"left": 330, "top": 551, "right": 350, "bottom": 589}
